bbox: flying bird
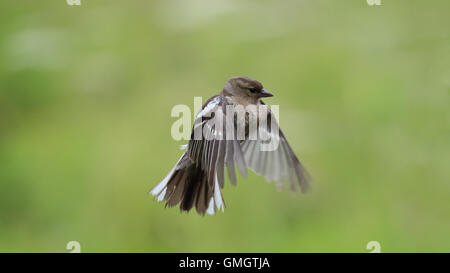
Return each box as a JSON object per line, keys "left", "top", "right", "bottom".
{"left": 150, "top": 76, "right": 311, "bottom": 215}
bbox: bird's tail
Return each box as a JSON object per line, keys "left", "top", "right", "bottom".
{"left": 149, "top": 152, "right": 225, "bottom": 215}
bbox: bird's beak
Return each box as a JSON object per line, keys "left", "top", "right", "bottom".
{"left": 259, "top": 89, "right": 273, "bottom": 98}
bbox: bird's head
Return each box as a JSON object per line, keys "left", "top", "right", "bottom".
{"left": 222, "top": 76, "right": 273, "bottom": 102}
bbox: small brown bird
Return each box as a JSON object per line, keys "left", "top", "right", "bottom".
{"left": 150, "top": 76, "right": 311, "bottom": 215}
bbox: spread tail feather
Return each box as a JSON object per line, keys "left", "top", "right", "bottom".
{"left": 150, "top": 152, "right": 225, "bottom": 215}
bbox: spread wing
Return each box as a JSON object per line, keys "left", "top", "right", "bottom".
{"left": 153, "top": 95, "right": 310, "bottom": 215}
{"left": 181, "top": 96, "right": 310, "bottom": 214}
{"left": 241, "top": 104, "right": 311, "bottom": 193}
{"left": 184, "top": 95, "right": 248, "bottom": 213}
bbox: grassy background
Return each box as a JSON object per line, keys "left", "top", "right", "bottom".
{"left": 0, "top": 0, "right": 449, "bottom": 252}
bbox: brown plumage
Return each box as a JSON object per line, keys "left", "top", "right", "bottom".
{"left": 150, "top": 76, "right": 311, "bottom": 215}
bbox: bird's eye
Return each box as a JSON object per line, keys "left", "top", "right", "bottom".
{"left": 248, "top": 88, "right": 257, "bottom": 93}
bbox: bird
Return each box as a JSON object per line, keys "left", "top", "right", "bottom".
{"left": 150, "top": 76, "right": 311, "bottom": 215}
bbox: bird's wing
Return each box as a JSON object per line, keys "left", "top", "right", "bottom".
{"left": 186, "top": 95, "right": 248, "bottom": 190}
{"left": 241, "top": 105, "right": 311, "bottom": 193}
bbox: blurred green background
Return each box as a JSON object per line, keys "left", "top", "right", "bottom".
{"left": 0, "top": 0, "right": 449, "bottom": 252}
